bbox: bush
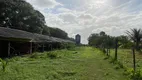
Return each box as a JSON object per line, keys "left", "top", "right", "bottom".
{"left": 0, "top": 58, "right": 8, "bottom": 72}
{"left": 47, "top": 52, "right": 58, "bottom": 59}
{"left": 29, "top": 53, "right": 40, "bottom": 59}
{"left": 60, "top": 43, "right": 76, "bottom": 50}
{"left": 123, "top": 68, "right": 142, "bottom": 80}
{"left": 66, "top": 43, "right": 76, "bottom": 50}
{"left": 132, "top": 70, "right": 142, "bottom": 80}
{"left": 103, "top": 56, "right": 109, "bottom": 60}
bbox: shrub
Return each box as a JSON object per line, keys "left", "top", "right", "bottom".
{"left": 132, "top": 70, "right": 142, "bottom": 80}
{"left": 123, "top": 68, "right": 142, "bottom": 80}
{"left": 103, "top": 56, "right": 109, "bottom": 60}
{"left": 29, "top": 53, "right": 40, "bottom": 59}
{"left": 47, "top": 52, "right": 58, "bottom": 59}
{"left": 57, "top": 70, "right": 77, "bottom": 76}
{"left": 66, "top": 43, "right": 76, "bottom": 50}
{"left": 114, "top": 65, "right": 121, "bottom": 70}
{"left": 0, "top": 58, "right": 8, "bottom": 72}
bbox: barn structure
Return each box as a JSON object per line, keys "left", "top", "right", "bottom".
{"left": 0, "top": 27, "right": 74, "bottom": 58}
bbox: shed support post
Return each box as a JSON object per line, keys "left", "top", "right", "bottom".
{"left": 8, "top": 42, "right": 10, "bottom": 57}
{"left": 42, "top": 44, "right": 44, "bottom": 52}
{"left": 30, "top": 42, "right": 32, "bottom": 54}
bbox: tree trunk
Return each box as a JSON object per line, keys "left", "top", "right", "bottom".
{"left": 135, "top": 41, "right": 140, "bottom": 51}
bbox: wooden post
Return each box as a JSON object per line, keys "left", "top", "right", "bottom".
{"left": 8, "top": 42, "right": 10, "bottom": 57}
{"left": 107, "top": 48, "right": 109, "bottom": 56}
{"left": 115, "top": 39, "right": 118, "bottom": 60}
{"left": 132, "top": 47, "right": 136, "bottom": 76}
{"left": 109, "top": 48, "right": 110, "bottom": 55}
{"left": 108, "top": 48, "right": 110, "bottom": 56}
{"left": 42, "top": 44, "right": 44, "bottom": 52}
{"left": 30, "top": 42, "right": 32, "bottom": 54}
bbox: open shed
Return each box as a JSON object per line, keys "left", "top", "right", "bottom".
{"left": 0, "top": 27, "right": 74, "bottom": 57}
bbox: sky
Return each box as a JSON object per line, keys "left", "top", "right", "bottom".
{"left": 26, "top": 0, "right": 142, "bottom": 44}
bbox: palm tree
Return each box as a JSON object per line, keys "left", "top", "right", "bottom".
{"left": 126, "top": 28, "right": 142, "bottom": 51}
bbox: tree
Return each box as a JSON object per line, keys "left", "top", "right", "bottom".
{"left": 44, "top": 27, "right": 68, "bottom": 39}
{"left": 68, "top": 37, "right": 75, "bottom": 42}
{"left": 42, "top": 25, "right": 50, "bottom": 35}
{"left": 114, "top": 38, "right": 118, "bottom": 60}
{"left": 88, "top": 33, "right": 100, "bottom": 47}
{"left": 126, "top": 28, "right": 142, "bottom": 51}
{"left": 117, "top": 35, "right": 133, "bottom": 49}
{"left": 0, "top": 0, "right": 72, "bottom": 40}
{"left": 0, "top": 0, "right": 45, "bottom": 33}
{"left": 100, "top": 31, "right": 106, "bottom": 36}
{"left": 88, "top": 32, "right": 115, "bottom": 48}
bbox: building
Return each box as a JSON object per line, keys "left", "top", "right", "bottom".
{"left": 0, "top": 27, "right": 74, "bottom": 58}
{"left": 75, "top": 34, "right": 81, "bottom": 45}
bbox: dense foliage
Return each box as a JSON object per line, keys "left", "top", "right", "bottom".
{"left": 0, "top": 0, "right": 73, "bottom": 40}
{"left": 126, "top": 28, "right": 142, "bottom": 50}
{"left": 88, "top": 31, "right": 115, "bottom": 49}
{"left": 88, "top": 30, "right": 141, "bottom": 49}
{"left": 0, "top": 0, "right": 45, "bottom": 33}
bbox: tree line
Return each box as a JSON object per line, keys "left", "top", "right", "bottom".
{"left": 88, "top": 28, "right": 142, "bottom": 51}
{"left": 88, "top": 29, "right": 142, "bottom": 79}
{"left": 0, "top": 0, "right": 74, "bottom": 41}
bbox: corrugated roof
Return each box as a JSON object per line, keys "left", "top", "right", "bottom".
{"left": 0, "top": 27, "right": 74, "bottom": 43}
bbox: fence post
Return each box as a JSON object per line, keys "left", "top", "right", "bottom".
{"left": 115, "top": 38, "right": 118, "bottom": 61}
{"left": 132, "top": 47, "right": 136, "bottom": 76}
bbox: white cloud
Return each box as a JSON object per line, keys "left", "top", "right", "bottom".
{"left": 26, "top": 0, "right": 62, "bottom": 10}
{"left": 58, "top": 13, "right": 78, "bottom": 24}
{"left": 57, "top": 7, "right": 71, "bottom": 12}
{"left": 26, "top": 0, "right": 142, "bottom": 44}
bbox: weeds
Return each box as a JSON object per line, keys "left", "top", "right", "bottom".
{"left": 29, "top": 53, "right": 40, "bottom": 59}
{"left": 123, "top": 68, "right": 142, "bottom": 80}
{"left": 102, "top": 48, "right": 142, "bottom": 80}
{"left": 57, "top": 70, "right": 77, "bottom": 76}
{"left": 0, "top": 58, "right": 8, "bottom": 72}
{"left": 47, "top": 52, "right": 58, "bottom": 59}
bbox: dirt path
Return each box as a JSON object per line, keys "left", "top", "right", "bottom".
{"left": 70, "top": 47, "right": 129, "bottom": 80}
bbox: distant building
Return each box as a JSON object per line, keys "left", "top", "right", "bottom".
{"left": 75, "top": 34, "right": 81, "bottom": 45}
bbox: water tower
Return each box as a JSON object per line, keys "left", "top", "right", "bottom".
{"left": 75, "top": 34, "right": 81, "bottom": 45}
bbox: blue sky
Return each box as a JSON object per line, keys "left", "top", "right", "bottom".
{"left": 26, "top": 0, "right": 142, "bottom": 44}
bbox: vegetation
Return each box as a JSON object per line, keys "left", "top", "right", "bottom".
{"left": 0, "top": 58, "right": 8, "bottom": 72}
{"left": 88, "top": 31, "right": 115, "bottom": 49}
{"left": 88, "top": 28, "right": 142, "bottom": 80}
{"left": 108, "top": 49, "right": 142, "bottom": 79}
{"left": 1, "top": 0, "right": 142, "bottom": 80}
{"left": 126, "top": 28, "right": 142, "bottom": 51}
{"left": 0, "top": 47, "right": 128, "bottom": 80}
{"left": 0, "top": 0, "right": 74, "bottom": 40}
{"left": 88, "top": 28, "right": 142, "bottom": 50}
{"left": 0, "top": 0, "right": 45, "bottom": 33}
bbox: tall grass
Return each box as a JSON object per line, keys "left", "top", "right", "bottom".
{"left": 0, "top": 58, "right": 8, "bottom": 72}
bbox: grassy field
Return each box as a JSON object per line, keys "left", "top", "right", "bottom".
{"left": 109, "top": 49, "right": 142, "bottom": 70}
{"left": 0, "top": 47, "right": 129, "bottom": 80}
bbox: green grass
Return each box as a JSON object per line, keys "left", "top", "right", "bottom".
{"left": 0, "top": 47, "right": 129, "bottom": 80}
{"left": 109, "top": 49, "right": 142, "bottom": 79}
{"left": 109, "top": 49, "right": 142, "bottom": 69}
